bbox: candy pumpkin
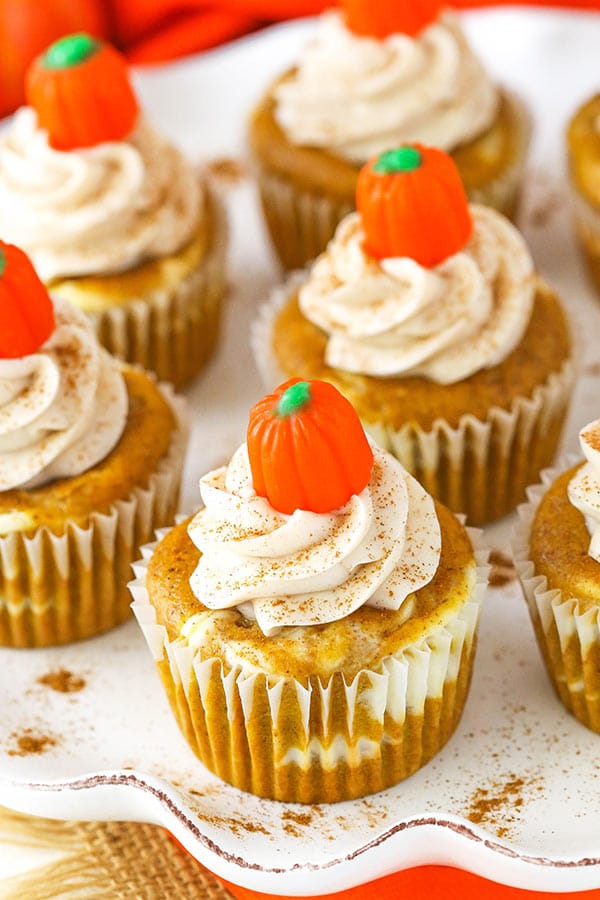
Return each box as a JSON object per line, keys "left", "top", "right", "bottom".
{"left": 247, "top": 379, "right": 374, "bottom": 515}
{"left": 26, "top": 33, "right": 139, "bottom": 151}
{"left": 356, "top": 145, "right": 473, "bottom": 267}
{"left": 342, "top": 0, "right": 442, "bottom": 39}
{"left": 0, "top": 243, "right": 55, "bottom": 359}
{"left": 0, "top": 0, "right": 107, "bottom": 119}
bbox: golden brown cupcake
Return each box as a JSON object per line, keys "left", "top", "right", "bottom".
{"left": 253, "top": 146, "right": 574, "bottom": 525}
{"left": 0, "top": 242, "right": 187, "bottom": 648}
{"left": 248, "top": 0, "right": 530, "bottom": 269}
{"left": 131, "top": 378, "right": 488, "bottom": 803}
{"left": 514, "top": 419, "right": 600, "bottom": 733}
{"left": 0, "top": 33, "right": 227, "bottom": 389}
{"left": 567, "top": 93, "right": 600, "bottom": 295}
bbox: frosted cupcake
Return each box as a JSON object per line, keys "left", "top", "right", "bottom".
{"left": 254, "top": 145, "right": 573, "bottom": 525}
{"left": 567, "top": 94, "right": 600, "bottom": 296}
{"left": 0, "top": 242, "right": 187, "bottom": 647}
{"left": 515, "top": 419, "right": 600, "bottom": 733}
{"left": 0, "top": 33, "right": 227, "bottom": 389}
{"left": 131, "top": 379, "right": 487, "bottom": 803}
{"left": 249, "top": 0, "right": 530, "bottom": 269}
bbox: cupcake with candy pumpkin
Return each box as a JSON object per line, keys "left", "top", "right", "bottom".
{"left": 254, "top": 145, "right": 574, "bottom": 525}
{"left": 567, "top": 94, "right": 600, "bottom": 297}
{"left": 0, "top": 242, "right": 187, "bottom": 648}
{"left": 130, "top": 379, "right": 488, "bottom": 803}
{"left": 248, "top": 0, "right": 530, "bottom": 270}
{"left": 0, "top": 33, "right": 227, "bottom": 389}
{"left": 514, "top": 418, "right": 600, "bottom": 733}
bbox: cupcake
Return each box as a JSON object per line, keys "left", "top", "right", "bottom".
{"left": 0, "top": 242, "right": 187, "bottom": 648}
{"left": 131, "top": 379, "right": 488, "bottom": 803}
{"left": 567, "top": 94, "right": 600, "bottom": 295}
{"left": 514, "top": 419, "right": 600, "bottom": 733}
{"left": 0, "top": 33, "right": 227, "bottom": 389}
{"left": 248, "top": 0, "right": 530, "bottom": 270}
{"left": 253, "top": 145, "right": 574, "bottom": 525}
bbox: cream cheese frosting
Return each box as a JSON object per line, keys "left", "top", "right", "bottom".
{"left": 568, "top": 419, "right": 600, "bottom": 561}
{"left": 186, "top": 443, "right": 441, "bottom": 637}
{"left": 0, "top": 297, "right": 127, "bottom": 490}
{"left": 299, "top": 204, "right": 535, "bottom": 384}
{"left": 274, "top": 10, "right": 498, "bottom": 163}
{"left": 0, "top": 108, "right": 202, "bottom": 281}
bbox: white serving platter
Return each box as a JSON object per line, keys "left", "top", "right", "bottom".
{"left": 2, "top": 7, "right": 600, "bottom": 895}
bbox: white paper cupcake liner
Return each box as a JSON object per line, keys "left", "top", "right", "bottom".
{"left": 0, "top": 385, "right": 188, "bottom": 649}
{"left": 69, "top": 190, "right": 228, "bottom": 391}
{"left": 464, "top": 91, "right": 531, "bottom": 220}
{"left": 254, "top": 164, "right": 355, "bottom": 270}
{"left": 130, "top": 523, "right": 488, "bottom": 803}
{"left": 252, "top": 277, "right": 575, "bottom": 525}
{"left": 513, "top": 458, "right": 600, "bottom": 733}
{"left": 570, "top": 187, "right": 600, "bottom": 294}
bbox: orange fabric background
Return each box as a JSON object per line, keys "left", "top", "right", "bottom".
{"left": 213, "top": 865, "right": 600, "bottom": 899}
{"left": 110, "top": 0, "right": 600, "bottom": 61}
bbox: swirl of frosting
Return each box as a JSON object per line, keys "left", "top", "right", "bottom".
{"left": 568, "top": 420, "right": 600, "bottom": 561}
{"left": 0, "top": 108, "right": 202, "bottom": 281}
{"left": 0, "top": 297, "right": 127, "bottom": 490}
{"left": 274, "top": 11, "right": 498, "bottom": 163}
{"left": 299, "top": 205, "right": 535, "bottom": 384}
{"left": 187, "top": 444, "right": 441, "bottom": 636}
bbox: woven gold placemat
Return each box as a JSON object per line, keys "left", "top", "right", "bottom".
{"left": 0, "top": 806, "right": 234, "bottom": 899}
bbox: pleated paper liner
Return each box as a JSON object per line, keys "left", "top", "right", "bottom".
{"left": 252, "top": 277, "right": 575, "bottom": 526}
{"left": 513, "top": 459, "right": 600, "bottom": 734}
{"left": 252, "top": 91, "right": 530, "bottom": 272}
{"left": 571, "top": 188, "right": 600, "bottom": 296}
{"left": 74, "top": 188, "right": 227, "bottom": 391}
{"left": 460, "top": 91, "right": 532, "bottom": 221}
{"left": 253, "top": 165, "right": 355, "bottom": 271}
{"left": 0, "top": 387, "right": 188, "bottom": 649}
{"left": 130, "top": 524, "right": 488, "bottom": 804}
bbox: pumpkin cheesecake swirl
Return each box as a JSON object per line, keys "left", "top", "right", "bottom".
{"left": 568, "top": 419, "right": 600, "bottom": 562}
{"left": 186, "top": 443, "right": 441, "bottom": 636}
{"left": 299, "top": 204, "right": 534, "bottom": 384}
{"left": 0, "top": 297, "right": 127, "bottom": 490}
{"left": 0, "top": 108, "right": 202, "bottom": 280}
{"left": 274, "top": 11, "right": 498, "bottom": 163}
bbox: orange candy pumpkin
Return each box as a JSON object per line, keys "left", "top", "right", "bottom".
{"left": 0, "top": 243, "right": 55, "bottom": 359}
{"left": 26, "top": 33, "right": 139, "bottom": 151}
{"left": 342, "top": 0, "right": 442, "bottom": 39}
{"left": 247, "top": 379, "right": 374, "bottom": 515}
{"left": 356, "top": 145, "right": 473, "bottom": 267}
{"left": 0, "top": 0, "right": 108, "bottom": 119}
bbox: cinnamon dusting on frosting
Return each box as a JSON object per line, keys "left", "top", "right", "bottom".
{"left": 568, "top": 419, "right": 600, "bottom": 561}
{"left": 274, "top": 10, "right": 498, "bottom": 162}
{"left": 0, "top": 110, "right": 202, "bottom": 280}
{"left": 0, "top": 297, "right": 127, "bottom": 490}
{"left": 299, "top": 205, "right": 534, "bottom": 384}
{"left": 185, "top": 443, "right": 440, "bottom": 636}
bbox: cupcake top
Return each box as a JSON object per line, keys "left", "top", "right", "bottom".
{"left": 568, "top": 419, "right": 600, "bottom": 562}
{"left": 298, "top": 145, "right": 535, "bottom": 384}
{"left": 185, "top": 379, "right": 441, "bottom": 636}
{"left": 0, "top": 242, "right": 127, "bottom": 490}
{"left": 0, "top": 34, "right": 202, "bottom": 281}
{"left": 273, "top": 0, "right": 498, "bottom": 163}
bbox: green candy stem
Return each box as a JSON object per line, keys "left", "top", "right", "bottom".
{"left": 373, "top": 146, "right": 422, "bottom": 175}
{"left": 275, "top": 381, "right": 312, "bottom": 417}
{"left": 42, "top": 33, "right": 100, "bottom": 70}
{"left": 0, "top": 248, "right": 5, "bottom": 277}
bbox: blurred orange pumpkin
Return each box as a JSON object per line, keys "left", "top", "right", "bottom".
{"left": 0, "top": 0, "right": 107, "bottom": 119}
